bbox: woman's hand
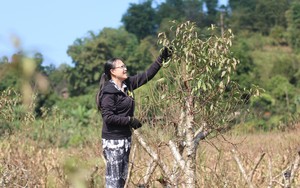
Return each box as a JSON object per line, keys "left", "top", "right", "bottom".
{"left": 129, "top": 117, "right": 142, "bottom": 129}
{"left": 160, "top": 46, "right": 173, "bottom": 61}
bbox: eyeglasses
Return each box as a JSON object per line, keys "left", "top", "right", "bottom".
{"left": 114, "top": 65, "right": 127, "bottom": 69}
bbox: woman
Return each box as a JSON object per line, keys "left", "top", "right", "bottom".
{"left": 96, "top": 47, "right": 172, "bottom": 188}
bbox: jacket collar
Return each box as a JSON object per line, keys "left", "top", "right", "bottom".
{"left": 109, "top": 79, "right": 127, "bottom": 92}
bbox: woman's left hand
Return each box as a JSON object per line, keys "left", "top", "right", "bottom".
{"left": 129, "top": 117, "right": 142, "bottom": 129}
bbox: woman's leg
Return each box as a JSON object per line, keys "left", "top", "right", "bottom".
{"left": 102, "top": 137, "right": 131, "bottom": 188}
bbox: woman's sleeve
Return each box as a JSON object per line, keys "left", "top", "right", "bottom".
{"left": 128, "top": 56, "right": 163, "bottom": 90}
{"left": 101, "top": 93, "right": 130, "bottom": 126}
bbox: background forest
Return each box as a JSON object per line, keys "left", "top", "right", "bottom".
{"left": 1, "top": 0, "right": 300, "bottom": 187}
{"left": 2, "top": 0, "right": 300, "bottom": 132}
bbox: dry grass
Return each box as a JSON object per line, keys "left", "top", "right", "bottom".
{"left": 1, "top": 126, "right": 300, "bottom": 187}
{"left": 128, "top": 126, "right": 300, "bottom": 187}
{"left": 0, "top": 134, "right": 105, "bottom": 188}
{"left": 196, "top": 127, "right": 300, "bottom": 187}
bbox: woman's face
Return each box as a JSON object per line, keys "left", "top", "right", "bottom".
{"left": 111, "top": 59, "right": 128, "bottom": 81}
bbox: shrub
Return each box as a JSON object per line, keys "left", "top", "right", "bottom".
{"left": 0, "top": 88, "right": 35, "bottom": 136}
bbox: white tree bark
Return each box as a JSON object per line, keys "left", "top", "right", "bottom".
{"left": 143, "top": 158, "right": 157, "bottom": 185}
{"left": 184, "top": 96, "right": 196, "bottom": 188}
{"left": 289, "top": 150, "right": 300, "bottom": 185}
{"left": 125, "top": 144, "right": 136, "bottom": 188}
{"left": 133, "top": 130, "right": 177, "bottom": 186}
{"left": 169, "top": 140, "right": 185, "bottom": 171}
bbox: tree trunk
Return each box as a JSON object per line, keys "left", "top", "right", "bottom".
{"left": 184, "top": 96, "right": 196, "bottom": 188}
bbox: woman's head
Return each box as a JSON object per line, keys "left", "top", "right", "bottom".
{"left": 105, "top": 58, "right": 128, "bottom": 81}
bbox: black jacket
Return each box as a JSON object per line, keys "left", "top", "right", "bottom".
{"left": 100, "top": 57, "right": 162, "bottom": 139}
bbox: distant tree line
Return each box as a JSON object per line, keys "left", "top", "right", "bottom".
{"left": 1, "top": 0, "right": 300, "bottom": 130}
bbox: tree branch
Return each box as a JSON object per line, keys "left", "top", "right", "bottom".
{"left": 177, "top": 108, "right": 186, "bottom": 155}
{"left": 133, "top": 130, "right": 173, "bottom": 185}
{"left": 249, "top": 152, "right": 266, "bottom": 181}
{"left": 289, "top": 150, "right": 300, "bottom": 184}
{"left": 124, "top": 144, "right": 137, "bottom": 188}
{"left": 193, "top": 129, "right": 210, "bottom": 150}
{"left": 143, "top": 159, "right": 158, "bottom": 186}
{"left": 267, "top": 156, "right": 273, "bottom": 188}
{"left": 283, "top": 149, "right": 300, "bottom": 188}
{"left": 269, "top": 150, "right": 300, "bottom": 188}
{"left": 168, "top": 140, "right": 185, "bottom": 171}
{"left": 231, "top": 149, "right": 255, "bottom": 188}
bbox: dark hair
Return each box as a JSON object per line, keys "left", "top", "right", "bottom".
{"left": 96, "top": 58, "right": 121, "bottom": 110}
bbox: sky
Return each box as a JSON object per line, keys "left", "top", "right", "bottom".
{"left": 0, "top": 0, "right": 228, "bottom": 67}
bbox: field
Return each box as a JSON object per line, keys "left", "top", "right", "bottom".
{"left": 198, "top": 126, "right": 300, "bottom": 187}
{"left": 1, "top": 124, "right": 299, "bottom": 188}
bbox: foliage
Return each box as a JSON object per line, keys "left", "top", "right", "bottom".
{"left": 230, "top": 39, "right": 256, "bottom": 88}
{"left": 250, "top": 93, "right": 275, "bottom": 114}
{"left": 156, "top": 21, "right": 260, "bottom": 133}
{"left": 54, "top": 93, "right": 97, "bottom": 127}
{"left": 156, "top": 0, "right": 207, "bottom": 28}
{"left": 46, "top": 63, "right": 71, "bottom": 95}
{"left": 254, "top": 0, "right": 289, "bottom": 35}
{"left": 98, "top": 27, "right": 139, "bottom": 60}
{"left": 30, "top": 106, "right": 100, "bottom": 148}
{"left": 156, "top": 0, "right": 187, "bottom": 25}
{"left": 122, "top": 0, "right": 156, "bottom": 40}
{"left": 0, "top": 53, "right": 24, "bottom": 92}
{"left": 229, "top": 0, "right": 289, "bottom": 35}
{"left": 203, "top": 0, "right": 218, "bottom": 25}
{"left": 228, "top": 0, "right": 257, "bottom": 33}
{"left": 0, "top": 52, "right": 52, "bottom": 116}
{"left": 0, "top": 89, "right": 35, "bottom": 136}
{"left": 269, "top": 26, "right": 288, "bottom": 45}
{"left": 126, "top": 36, "right": 158, "bottom": 74}
{"left": 0, "top": 87, "right": 101, "bottom": 148}
{"left": 266, "top": 75, "right": 295, "bottom": 101}
{"left": 67, "top": 32, "right": 112, "bottom": 96}
{"left": 228, "top": 0, "right": 289, "bottom": 35}
{"left": 286, "top": 1, "right": 300, "bottom": 50}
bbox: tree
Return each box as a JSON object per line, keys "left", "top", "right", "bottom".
{"left": 0, "top": 52, "right": 50, "bottom": 112}
{"left": 156, "top": 0, "right": 186, "bottom": 23}
{"left": 286, "top": 1, "right": 300, "bottom": 50}
{"left": 228, "top": 0, "right": 289, "bottom": 35}
{"left": 266, "top": 75, "right": 295, "bottom": 102}
{"left": 98, "top": 27, "right": 139, "bottom": 59}
{"left": 33, "top": 52, "right": 44, "bottom": 73}
{"left": 67, "top": 32, "right": 112, "bottom": 96}
{"left": 126, "top": 36, "right": 158, "bottom": 75}
{"left": 228, "top": 0, "right": 258, "bottom": 33}
{"left": 254, "top": 0, "right": 289, "bottom": 35}
{"left": 203, "top": 0, "right": 218, "bottom": 25}
{"left": 132, "top": 21, "right": 259, "bottom": 187}
{"left": 184, "top": 0, "right": 204, "bottom": 25}
{"left": 122, "top": 0, "right": 156, "bottom": 40}
{"left": 98, "top": 27, "right": 141, "bottom": 75}
{"left": 0, "top": 53, "right": 25, "bottom": 92}
{"left": 156, "top": 0, "right": 205, "bottom": 28}
{"left": 46, "top": 63, "right": 71, "bottom": 95}
{"left": 230, "top": 39, "right": 256, "bottom": 88}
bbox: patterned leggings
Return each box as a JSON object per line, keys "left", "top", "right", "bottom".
{"left": 102, "top": 137, "right": 131, "bottom": 188}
